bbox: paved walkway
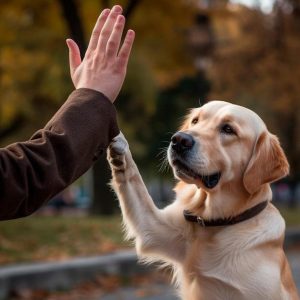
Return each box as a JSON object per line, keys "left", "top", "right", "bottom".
{"left": 100, "top": 252, "right": 300, "bottom": 300}
{"left": 101, "top": 284, "right": 176, "bottom": 300}
{"left": 0, "top": 247, "right": 299, "bottom": 299}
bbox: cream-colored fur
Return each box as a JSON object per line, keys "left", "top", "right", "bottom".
{"left": 107, "top": 101, "right": 299, "bottom": 300}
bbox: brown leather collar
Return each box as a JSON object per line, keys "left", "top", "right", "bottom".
{"left": 183, "top": 200, "right": 268, "bottom": 227}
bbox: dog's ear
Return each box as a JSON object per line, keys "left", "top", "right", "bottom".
{"left": 243, "top": 132, "right": 289, "bottom": 195}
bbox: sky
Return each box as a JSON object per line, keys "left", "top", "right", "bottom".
{"left": 230, "top": 0, "right": 276, "bottom": 13}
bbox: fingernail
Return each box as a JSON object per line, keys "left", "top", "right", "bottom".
{"left": 117, "top": 15, "right": 125, "bottom": 22}
{"left": 113, "top": 5, "right": 122, "bottom": 13}
{"left": 102, "top": 8, "right": 110, "bottom": 16}
{"left": 128, "top": 30, "right": 135, "bottom": 36}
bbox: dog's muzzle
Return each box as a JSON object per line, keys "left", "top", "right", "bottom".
{"left": 169, "top": 132, "right": 221, "bottom": 189}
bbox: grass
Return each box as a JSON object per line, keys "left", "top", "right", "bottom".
{"left": 0, "top": 207, "right": 299, "bottom": 265}
{"left": 0, "top": 215, "right": 130, "bottom": 265}
{"left": 279, "top": 207, "right": 300, "bottom": 227}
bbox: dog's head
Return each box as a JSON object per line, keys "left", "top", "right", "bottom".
{"left": 168, "top": 101, "right": 289, "bottom": 195}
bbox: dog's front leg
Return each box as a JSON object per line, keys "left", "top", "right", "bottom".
{"left": 107, "top": 133, "right": 186, "bottom": 263}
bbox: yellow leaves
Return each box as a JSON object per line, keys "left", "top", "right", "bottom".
{"left": 1, "top": 73, "right": 14, "bottom": 88}
{"left": 207, "top": 4, "right": 300, "bottom": 171}
{"left": 0, "top": 92, "right": 19, "bottom": 128}
{"left": 209, "top": 4, "right": 300, "bottom": 111}
{"left": 0, "top": 0, "right": 200, "bottom": 147}
{"left": 1, "top": 47, "right": 46, "bottom": 82}
{"left": 127, "top": 0, "right": 198, "bottom": 83}
{"left": 0, "top": 1, "right": 70, "bottom": 140}
{"left": 0, "top": 46, "right": 52, "bottom": 127}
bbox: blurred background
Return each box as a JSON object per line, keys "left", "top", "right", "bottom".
{"left": 0, "top": 0, "right": 300, "bottom": 299}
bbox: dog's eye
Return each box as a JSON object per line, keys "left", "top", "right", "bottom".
{"left": 191, "top": 118, "right": 198, "bottom": 125}
{"left": 221, "top": 124, "right": 236, "bottom": 135}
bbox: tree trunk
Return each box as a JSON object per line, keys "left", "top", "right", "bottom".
{"left": 58, "top": 0, "right": 116, "bottom": 215}
{"left": 58, "top": 0, "right": 86, "bottom": 56}
{"left": 58, "top": 0, "right": 142, "bottom": 214}
{"left": 91, "top": 157, "right": 118, "bottom": 215}
{"left": 124, "top": 0, "right": 141, "bottom": 19}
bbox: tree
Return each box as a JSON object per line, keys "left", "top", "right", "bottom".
{"left": 0, "top": 0, "right": 202, "bottom": 214}
{"left": 0, "top": 0, "right": 71, "bottom": 145}
{"left": 207, "top": 2, "right": 300, "bottom": 180}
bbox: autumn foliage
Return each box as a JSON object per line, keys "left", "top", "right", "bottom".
{"left": 0, "top": 0, "right": 299, "bottom": 211}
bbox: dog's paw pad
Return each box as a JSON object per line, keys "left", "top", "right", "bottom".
{"left": 110, "top": 132, "right": 128, "bottom": 156}
{"left": 110, "top": 158, "right": 125, "bottom": 168}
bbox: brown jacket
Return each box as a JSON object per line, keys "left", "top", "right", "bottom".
{"left": 0, "top": 88, "right": 119, "bottom": 220}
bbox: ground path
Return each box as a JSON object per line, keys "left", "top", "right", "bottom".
{"left": 100, "top": 252, "right": 300, "bottom": 300}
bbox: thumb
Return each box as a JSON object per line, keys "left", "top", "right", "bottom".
{"left": 66, "top": 39, "right": 81, "bottom": 76}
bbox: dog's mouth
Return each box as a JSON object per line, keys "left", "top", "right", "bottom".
{"left": 172, "top": 159, "right": 221, "bottom": 189}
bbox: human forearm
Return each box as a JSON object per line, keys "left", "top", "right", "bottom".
{"left": 0, "top": 89, "right": 118, "bottom": 220}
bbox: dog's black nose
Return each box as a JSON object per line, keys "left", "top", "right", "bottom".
{"left": 171, "top": 132, "right": 195, "bottom": 153}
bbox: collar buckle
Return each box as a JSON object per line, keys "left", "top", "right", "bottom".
{"left": 197, "top": 216, "right": 205, "bottom": 227}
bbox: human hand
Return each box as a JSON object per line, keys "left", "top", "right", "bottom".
{"left": 66, "top": 5, "right": 135, "bottom": 102}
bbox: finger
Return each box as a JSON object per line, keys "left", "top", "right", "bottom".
{"left": 117, "top": 30, "right": 135, "bottom": 70}
{"left": 106, "top": 14, "right": 125, "bottom": 58}
{"left": 66, "top": 39, "right": 81, "bottom": 76}
{"left": 86, "top": 8, "right": 110, "bottom": 55}
{"left": 97, "top": 5, "right": 123, "bottom": 53}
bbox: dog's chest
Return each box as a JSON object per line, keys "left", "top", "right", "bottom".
{"left": 179, "top": 230, "right": 283, "bottom": 300}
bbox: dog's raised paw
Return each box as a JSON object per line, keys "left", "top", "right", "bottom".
{"left": 108, "top": 132, "right": 129, "bottom": 171}
{"left": 109, "top": 132, "right": 128, "bottom": 156}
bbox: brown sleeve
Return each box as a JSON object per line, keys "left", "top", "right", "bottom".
{"left": 0, "top": 88, "right": 119, "bottom": 220}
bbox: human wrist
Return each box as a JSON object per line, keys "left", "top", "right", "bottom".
{"left": 75, "top": 85, "right": 113, "bottom": 103}
{"left": 74, "top": 88, "right": 113, "bottom": 104}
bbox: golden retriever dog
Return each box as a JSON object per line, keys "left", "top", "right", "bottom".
{"left": 107, "top": 100, "right": 299, "bottom": 300}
